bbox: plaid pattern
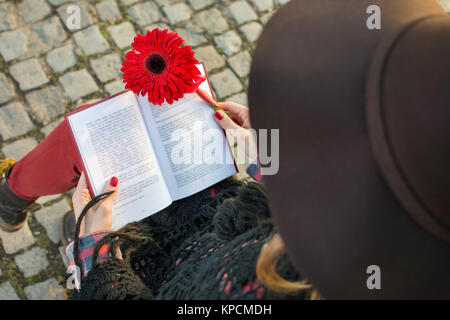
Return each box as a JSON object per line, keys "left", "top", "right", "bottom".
{"left": 66, "top": 230, "right": 115, "bottom": 278}
{"left": 246, "top": 160, "right": 264, "bottom": 183}
{"left": 65, "top": 162, "right": 263, "bottom": 277}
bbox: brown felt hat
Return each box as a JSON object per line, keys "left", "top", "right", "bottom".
{"left": 248, "top": 0, "right": 450, "bottom": 299}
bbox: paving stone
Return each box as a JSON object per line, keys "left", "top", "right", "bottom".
{"left": 57, "top": 2, "right": 93, "bottom": 32}
{"left": 34, "top": 200, "right": 71, "bottom": 244}
{"left": 163, "top": 3, "right": 192, "bottom": 25}
{"left": 176, "top": 25, "right": 207, "bottom": 47}
{"left": 249, "top": 0, "right": 273, "bottom": 12}
{"left": 0, "top": 223, "right": 36, "bottom": 254}
{"left": 18, "top": 0, "right": 51, "bottom": 24}
{"left": 120, "top": 0, "right": 139, "bottom": 5}
{"left": 259, "top": 11, "right": 274, "bottom": 25}
{"left": 0, "top": 3, "right": 19, "bottom": 32}
{"left": 9, "top": 59, "right": 49, "bottom": 91}
{"left": 105, "top": 80, "right": 125, "bottom": 95}
{"left": 90, "top": 53, "right": 122, "bottom": 83}
{"left": 73, "top": 25, "right": 109, "bottom": 56}
{"left": 46, "top": 45, "right": 77, "bottom": 73}
{"left": 0, "top": 102, "right": 34, "bottom": 140}
{"left": 15, "top": 247, "right": 49, "bottom": 278}
{"left": 0, "top": 29, "right": 28, "bottom": 62}
{"left": 195, "top": 45, "right": 225, "bottom": 71}
{"left": 128, "top": 2, "right": 161, "bottom": 27}
{"left": 41, "top": 118, "right": 64, "bottom": 137}
{"left": 0, "top": 73, "right": 15, "bottom": 105}
{"left": 24, "top": 278, "right": 65, "bottom": 300}
{"left": 107, "top": 22, "right": 136, "bottom": 49}
{"left": 0, "top": 282, "right": 20, "bottom": 300}
{"left": 188, "top": 0, "right": 214, "bottom": 11}
{"left": 276, "top": 0, "right": 291, "bottom": 5}
{"left": 229, "top": 1, "right": 258, "bottom": 25}
{"left": 58, "top": 246, "right": 70, "bottom": 267}
{"left": 240, "top": 21, "right": 263, "bottom": 43}
{"left": 59, "top": 69, "right": 99, "bottom": 101}
{"left": 143, "top": 23, "right": 172, "bottom": 34}
{"left": 439, "top": 0, "right": 450, "bottom": 11}
{"left": 228, "top": 50, "right": 252, "bottom": 78}
{"left": 156, "top": 0, "right": 184, "bottom": 6}
{"left": 25, "top": 86, "right": 67, "bottom": 125}
{"left": 96, "top": 0, "right": 122, "bottom": 22}
{"left": 32, "top": 16, "right": 67, "bottom": 48}
{"left": 2, "top": 138, "right": 38, "bottom": 160}
{"left": 228, "top": 92, "right": 248, "bottom": 106}
{"left": 194, "top": 8, "right": 228, "bottom": 35}
{"left": 214, "top": 30, "right": 242, "bottom": 56}
{"left": 48, "top": 0, "right": 72, "bottom": 6}
{"left": 36, "top": 194, "right": 61, "bottom": 205}
{"left": 210, "top": 68, "right": 243, "bottom": 98}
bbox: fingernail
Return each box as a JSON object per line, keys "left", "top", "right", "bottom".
{"left": 110, "top": 176, "right": 118, "bottom": 187}
{"left": 214, "top": 110, "right": 224, "bottom": 120}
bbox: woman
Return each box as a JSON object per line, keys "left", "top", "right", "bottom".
{"left": 0, "top": 99, "right": 313, "bottom": 299}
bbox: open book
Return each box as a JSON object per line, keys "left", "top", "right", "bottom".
{"left": 66, "top": 64, "right": 237, "bottom": 229}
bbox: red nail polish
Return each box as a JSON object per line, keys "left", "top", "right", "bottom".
{"left": 215, "top": 110, "right": 224, "bottom": 120}
{"left": 110, "top": 176, "right": 118, "bottom": 187}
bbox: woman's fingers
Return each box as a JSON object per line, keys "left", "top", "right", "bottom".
{"left": 100, "top": 176, "right": 119, "bottom": 208}
{"left": 217, "top": 102, "right": 251, "bottom": 129}
{"left": 214, "top": 110, "right": 242, "bottom": 131}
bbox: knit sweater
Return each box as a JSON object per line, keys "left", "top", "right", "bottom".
{"left": 66, "top": 164, "right": 308, "bottom": 300}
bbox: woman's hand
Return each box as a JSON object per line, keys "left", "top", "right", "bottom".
{"left": 213, "top": 101, "right": 258, "bottom": 162}
{"left": 72, "top": 172, "right": 119, "bottom": 237}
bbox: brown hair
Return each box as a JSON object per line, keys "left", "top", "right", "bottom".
{"left": 256, "top": 233, "right": 321, "bottom": 299}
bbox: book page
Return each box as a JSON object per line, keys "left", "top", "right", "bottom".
{"left": 67, "top": 91, "right": 172, "bottom": 230}
{"left": 137, "top": 65, "right": 237, "bottom": 200}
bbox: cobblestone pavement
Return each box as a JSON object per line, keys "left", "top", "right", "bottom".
{"left": 0, "top": 0, "right": 449, "bottom": 300}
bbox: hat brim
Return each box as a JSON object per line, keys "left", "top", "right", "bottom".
{"left": 249, "top": 0, "right": 450, "bottom": 298}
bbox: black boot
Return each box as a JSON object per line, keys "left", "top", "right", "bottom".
{"left": 0, "top": 165, "right": 38, "bottom": 232}
{"left": 60, "top": 211, "right": 76, "bottom": 247}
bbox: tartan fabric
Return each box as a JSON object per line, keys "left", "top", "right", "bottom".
{"left": 66, "top": 230, "right": 115, "bottom": 278}
{"left": 66, "top": 162, "right": 264, "bottom": 277}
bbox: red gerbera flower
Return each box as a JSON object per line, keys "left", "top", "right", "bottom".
{"left": 121, "top": 28, "right": 204, "bottom": 105}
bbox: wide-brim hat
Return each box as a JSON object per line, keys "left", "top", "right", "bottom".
{"left": 249, "top": 0, "right": 450, "bottom": 298}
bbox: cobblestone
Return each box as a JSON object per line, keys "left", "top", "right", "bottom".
{"left": 15, "top": 247, "right": 49, "bottom": 278}
{"left": 229, "top": 1, "right": 258, "bottom": 25}
{"left": 34, "top": 200, "right": 71, "bottom": 244}
{"left": 0, "top": 223, "right": 36, "bottom": 255}
{"left": 228, "top": 50, "right": 252, "bottom": 78}
{"left": 18, "top": 0, "right": 51, "bottom": 25}
{"left": 210, "top": 68, "right": 243, "bottom": 98}
{"left": 105, "top": 80, "right": 125, "bottom": 95}
{"left": 9, "top": 59, "right": 49, "bottom": 91}
{"left": 96, "top": 0, "right": 122, "bottom": 23}
{"left": 73, "top": 25, "right": 110, "bottom": 56}
{"left": 240, "top": 22, "right": 263, "bottom": 43}
{"left": 24, "top": 278, "right": 65, "bottom": 300}
{"left": 0, "top": 73, "right": 15, "bottom": 105}
{"left": 57, "top": 2, "right": 93, "bottom": 32}
{"left": 0, "top": 282, "right": 20, "bottom": 300}
{"left": 46, "top": 45, "right": 78, "bottom": 73}
{"left": 163, "top": 3, "right": 192, "bottom": 25}
{"left": 0, "top": 3, "right": 19, "bottom": 32}
{"left": 107, "top": 22, "right": 136, "bottom": 49}
{"left": 2, "top": 138, "right": 38, "bottom": 161}
{"left": 0, "top": 102, "right": 34, "bottom": 140}
{"left": 0, "top": 29, "right": 28, "bottom": 62}
{"left": 25, "top": 86, "right": 67, "bottom": 125}
{"left": 214, "top": 30, "right": 242, "bottom": 56}
{"left": 91, "top": 53, "right": 122, "bottom": 83}
{"left": 128, "top": 2, "right": 161, "bottom": 27}
{"left": 32, "top": 16, "right": 67, "bottom": 48}
{"left": 59, "top": 69, "right": 99, "bottom": 101}
{"left": 195, "top": 45, "right": 225, "bottom": 71}
{"left": 194, "top": 8, "right": 228, "bottom": 35}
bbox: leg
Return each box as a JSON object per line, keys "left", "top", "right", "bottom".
{"left": 7, "top": 113, "right": 85, "bottom": 201}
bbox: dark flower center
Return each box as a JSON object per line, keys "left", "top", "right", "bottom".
{"left": 145, "top": 54, "right": 166, "bottom": 75}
